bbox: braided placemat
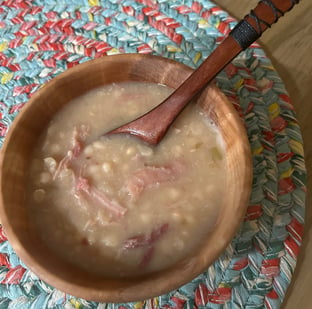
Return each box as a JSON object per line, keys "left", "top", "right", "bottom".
{"left": 0, "top": 0, "right": 306, "bottom": 308}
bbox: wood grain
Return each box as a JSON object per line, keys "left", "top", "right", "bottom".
{"left": 213, "top": 1, "right": 312, "bottom": 308}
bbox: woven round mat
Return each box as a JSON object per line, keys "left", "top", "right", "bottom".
{"left": 0, "top": 0, "right": 306, "bottom": 308}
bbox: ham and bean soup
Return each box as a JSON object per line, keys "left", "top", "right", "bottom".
{"left": 27, "top": 82, "right": 226, "bottom": 277}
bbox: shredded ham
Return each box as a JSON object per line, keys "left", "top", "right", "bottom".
{"left": 72, "top": 124, "right": 89, "bottom": 157}
{"left": 51, "top": 125, "right": 127, "bottom": 220}
{"left": 123, "top": 223, "right": 169, "bottom": 249}
{"left": 75, "top": 175, "right": 127, "bottom": 219}
{"left": 53, "top": 125, "right": 89, "bottom": 180}
{"left": 52, "top": 151, "right": 73, "bottom": 180}
{"left": 125, "top": 160, "right": 186, "bottom": 199}
{"left": 123, "top": 223, "right": 169, "bottom": 267}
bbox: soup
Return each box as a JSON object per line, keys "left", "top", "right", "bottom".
{"left": 27, "top": 82, "right": 226, "bottom": 277}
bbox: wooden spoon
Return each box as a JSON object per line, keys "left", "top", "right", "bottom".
{"left": 107, "top": 0, "right": 300, "bottom": 145}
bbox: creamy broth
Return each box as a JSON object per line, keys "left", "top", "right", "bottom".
{"left": 27, "top": 82, "right": 226, "bottom": 277}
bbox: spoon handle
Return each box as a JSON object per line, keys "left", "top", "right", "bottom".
{"left": 108, "top": 0, "right": 300, "bottom": 145}
{"left": 231, "top": 0, "right": 300, "bottom": 49}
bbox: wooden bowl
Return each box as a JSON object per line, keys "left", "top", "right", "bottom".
{"left": 0, "top": 54, "right": 252, "bottom": 302}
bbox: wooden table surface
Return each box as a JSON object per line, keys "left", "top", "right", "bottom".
{"left": 213, "top": 1, "right": 312, "bottom": 308}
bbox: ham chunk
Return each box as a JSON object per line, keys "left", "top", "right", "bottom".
{"left": 75, "top": 175, "right": 127, "bottom": 219}
{"left": 123, "top": 223, "right": 169, "bottom": 267}
{"left": 125, "top": 160, "right": 186, "bottom": 199}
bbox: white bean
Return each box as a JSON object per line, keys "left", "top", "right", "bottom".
{"left": 106, "top": 186, "right": 115, "bottom": 196}
{"left": 102, "top": 234, "right": 119, "bottom": 248}
{"left": 43, "top": 157, "right": 57, "bottom": 174}
{"left": 93, "top": 140, "right": 106, "bottom": 150}
{"left": 83, "top": 145, "right": 94, "bottom": 157}
{"left": 185, "top": 215, "right": 195, "bottom": 226}
{"left": 33, "top": 189, "right": 45, "bottom": 203}
{"left": 39, "top": 172, "right": 52, "bottom": 184}
{"left": 168, "top": 188, "right": 181, "bottom": 201}
{"left": 126, "top": 146, "right": 137, "bottom": 156}
{"left": 139, "top": 213, "right": 152, "bottom": 225}
{"left": 171, "top": 212, "right": 184, "bottom": 224}
{"left": 181, "top": 230, "right": 190, "bottom": 239}
{"left": 121, "top": 163, "right": 130, "bottom": 173}
{"left": 172, "top": 145, "right": 183, "bottom": 156}
{"left": 87, "top": 164, "right": 102, "bottom": 176}
{"left": 137, "top": 144, "right": 153, "bottom": 157}
{"left": 50, "top": 144, "right": 61, "bottom": 154}
{"left": 102, "top": 162, "right": 113, "bottom": 173}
